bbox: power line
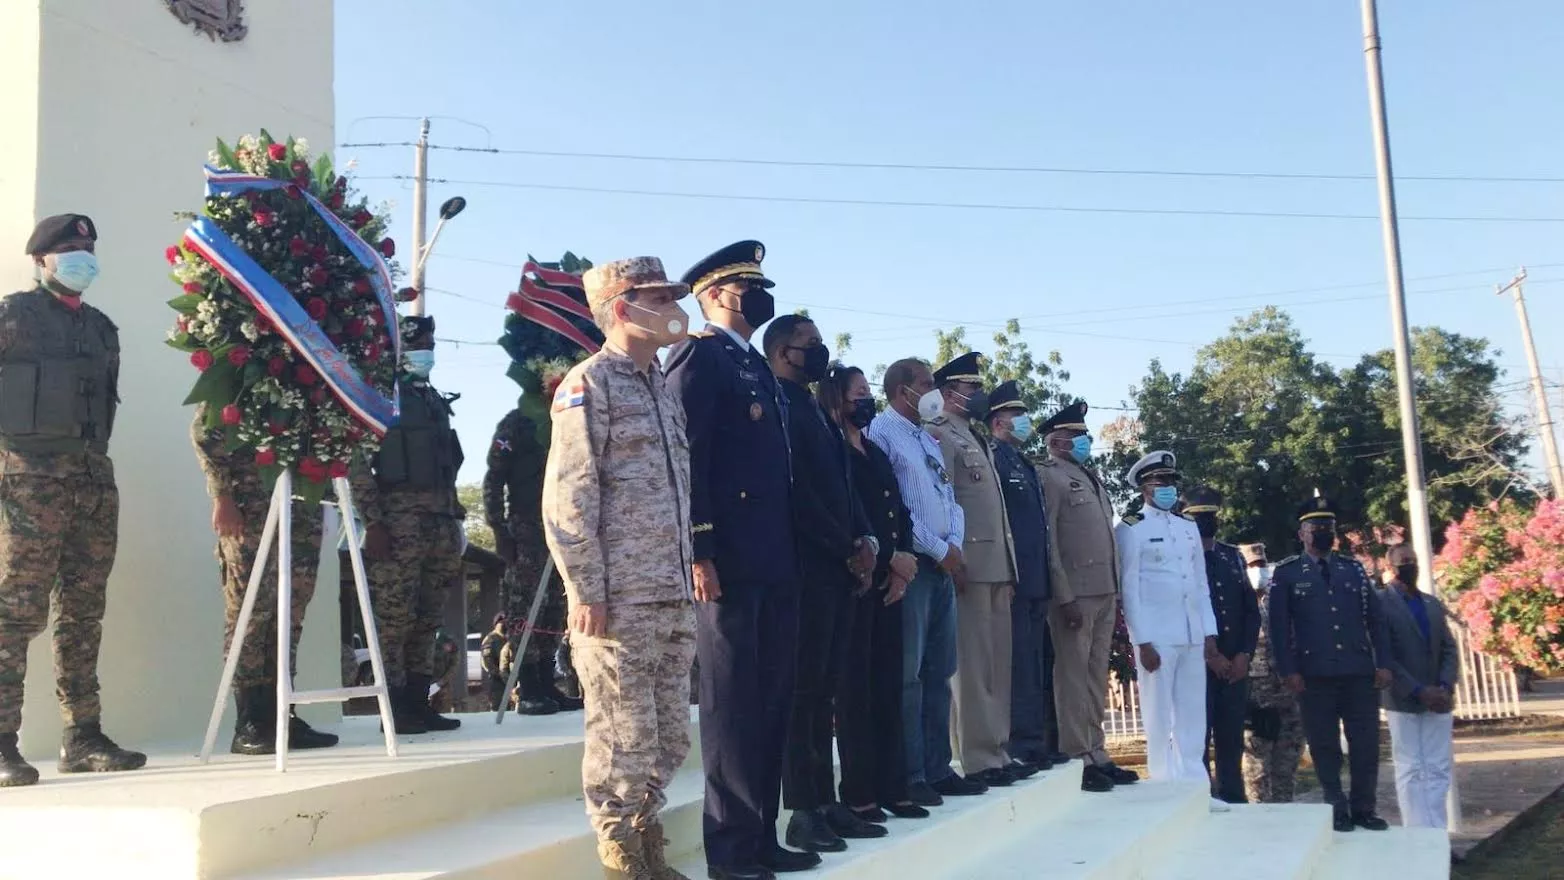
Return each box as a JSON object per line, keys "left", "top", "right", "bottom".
{"left": 338, "top": 141, "right": 1564, "bottom": 184}
{"left": 359, "top": 175, "right": 1564, "bottom": 224}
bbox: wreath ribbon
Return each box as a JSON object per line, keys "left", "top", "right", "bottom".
{"left": 504, "top": 263, "right": 600, "bottom": 354}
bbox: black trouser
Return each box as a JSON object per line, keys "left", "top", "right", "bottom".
{"left": 1009, "top": 596, "right": 1059, "bottom": 761}
{"left": 1299, "top": 674, "right": 1380, "bottom": 817}
{"left": 783, "top": 567, "right": 856, "bottom": 810}
{"left": 838, "top": 580, "right": 907, "bottom": 808}
{"left": 1205, "top": 671, "right": 1249, "bottom": 803}
{"left": 699, "top": 583, "right": 801, "bottom": 869}
{"left": 486, "top": 672, "right": 507, "bottom": 711}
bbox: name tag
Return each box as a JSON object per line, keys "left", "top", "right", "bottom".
{"left": 739, "top": 369, "right": 759, "bottom": 382}
{"left": 1149, "top": 537, "right": 1164, "bottom": 543}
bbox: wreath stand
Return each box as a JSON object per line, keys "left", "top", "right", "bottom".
{"left": 198, "top": 470, "right": 398, "bottom": 770}
{"left": 492, "top": 557, "right": 555, "bottom": 726}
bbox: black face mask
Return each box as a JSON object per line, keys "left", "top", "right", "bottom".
{"left": 740, "top": 288, "right": 776, "bottom": 327}
{"left": 1395, "top": 564, "right": 1419, "bottom": 587}
{"left": 960, "top": 389, "right": 990, "bottom": 421}
{"left": 848, "top": 398, "right": 876, "bottom": 429}
{"left": 1308, "top": 529, "right": 1336, "bottom": 554}
{"left": 790, "top": 344, "right": 830, "bottom": 382}
{"left": 1193, "top": 513, "right": 1219, "bottom": 539}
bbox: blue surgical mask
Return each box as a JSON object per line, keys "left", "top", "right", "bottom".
{"left": 1151, "top": 486, "right": 1179, "bottom": 510}
{"left": 404, "top": 349, "right": 435, "bottom": 378}
{"left": 1011, "top": 414, "right": 1034, "bottom": 443}
{"left": 1070, "top": 434, "right": 1092, "bottom": 464}
{"left": 48, "top": 251, "right": 99, "bottom": 293}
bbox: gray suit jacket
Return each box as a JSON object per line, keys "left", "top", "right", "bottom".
{"left": 1378, "top": 586, "right": 1460, "bottom": 714}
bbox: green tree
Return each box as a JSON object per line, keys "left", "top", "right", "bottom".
{"left": 932, "top": 319, "right": 1072, "bottom": 455}
{"left": 456, "top": 484, "right": 495, "bottom": 552}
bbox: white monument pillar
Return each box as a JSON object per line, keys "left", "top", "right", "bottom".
{"left": 0, "top": 0, "right": 339, "bottom": 757}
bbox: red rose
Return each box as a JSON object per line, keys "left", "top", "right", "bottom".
{"left": 190, "top": 350, "right": 215, "bottom": 372}
{"left": 395, "top": 286, "right": 418, "bottom": 302}
{"left": 254, "top": 447, "right": 276, "bottom": 466}
{"left": 267, "top": 143, "right": 287, "bottom": 161}
{"left": 364, "top": 343, "right": 382, "bottom": 361}
{"left": 294, "top": 364, "right": 318, "bottom": 385}
{"left": 299, "top": 458, "right": 328, "bottom": 483}
{"left": 352, "top": 279, "right": 371, "bottom": 295}
{"left": 253, "top": 210, "right": 276, "bottom": 228}
{"left": 346, "top": 426, "right": 363, "bottom": 442}
{"left": 345, "top": 318, "right": 367, "bottom": 338}
{"left": 327, "top": 193, "right": 345, "bottom": 210}
{"left": 334, "top": 176, "right": 347, "bottom": 191}
{"left": 268, "top": 421, "right": 287, "bottom": 436}
{"left": 294, "top": 173, "right": 311, "bottom": 190}
{"left": 255, "top": 316, "right": 273, "bottom": 335}
{"left": 227, "top": 346, "right": 250, "bottom": 367}
{"left": 310, "top": 388, "right": 328, "bottom": 406}
{"left": 306, "top": 266, "right": 329, "bottom": 287}
{"left": 328, "top": 460, "right": 350, "bottom": 479}
{"left": 165, "top": 245, "right": 181, "bottom": 265}
{"left": 176, "top": 315, "right": 190, "bottom": 332}
{"left": 378, "top": 238, "right": 396, "bottom": 258}
{"left": 183, "top": 281, "right": 203, "bottom": 294}
{"left": 285, "top": 184, "right": 302, "bottom": 200}
{"left": 289, "top": 238, "right": 309, "bottom": 257}
{"left": 306, "top": 298, "right": 328, "bottom": 320}
{"left": 351, "top": 210, "right": 373, "bottom": 229}
{"left": 267, "top": 357, "right": 286, "bottom": 377}
{"left": 220, "top": 404, "right": 242, "bottom": 426}
{"left": 311, "top": 244, "right": 328, "bottom": 262}
{"left": 291, "top": 160, "right": 309, "bottom": 176}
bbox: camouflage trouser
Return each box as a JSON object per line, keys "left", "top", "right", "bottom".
{"left": 575, "top": 600, "right": 697, "bottom": 843}
{"left": 0, "top": 471, "right": 118, "bottom": 734}
{"left": 504, "top": 561, "right": 568, "bottom": 666}
{"left": 367, "top": 511, "right": 464, "bottom": 686}
{"left": 1243, "top": 675, "right": 1305, "bottom": 803}
{"left": 218, "top": 491, "right": 322, "bottom": 689}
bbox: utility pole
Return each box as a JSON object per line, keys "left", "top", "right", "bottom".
{"left": 1499, "top": 268, "right": 1564, "bottom": 498}
{"left": 408, "top": 117, "right": 430, "bottom": 316}
{"left": 1359, "top": 0, "right": 1436, "bottom": 596}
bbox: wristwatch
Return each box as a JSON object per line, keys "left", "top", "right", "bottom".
{"left": 864, "top": 535, "right": 880, "bottom": 557}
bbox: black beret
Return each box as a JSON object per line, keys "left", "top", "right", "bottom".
{"left": 934, "top": 351, "right": 983, "bottom": 385}
{"left": 1041, "top": 400, "right": 1089, "bottom": 434}
{"left": 25, "top": 214, "right": 96, "bottom": 255}
{"left": 989, "top": 379, "right": 1025, "bottom": 414}
{"left": 681, "top": 240, "right": 774, "bottom": 297}
{"left": 400, "top": 315, "right": 435, "bottom": 342}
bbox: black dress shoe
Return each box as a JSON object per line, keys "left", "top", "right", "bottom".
{"left": 707, "top": 865, "right": 776, "bottom": 880}
{"left": 1352, "top": 813, "right": 1389, "bottom": 831}
{"left": 885, "top": 801, "right": 931, "bottom": 819}
{"left": 1045, "top": 752, "right": 1071, "bottom": 766}
{"left": 784, "top": 809, "right": 846, "bottom": 853}
{"left": 759, "top": 845, "right": 824, "bottom": 873}
{"left": 977, "top": 766, "right": 1016, "bottom": 787}
{"left": 850, "top": 805, "right": 888, "bottom": 824}
{"left": 1333, "top": 812, "right": 1355, "bottom": 833}
{"left": 823, "top": 803, "right": 889, "bottom": 839}
{"left": 1081, "top": 763, "right": 1115, "bottom": 793}
{"left": 1100, "top": 762, "right": 1139, "bottom": 785}
{"left": 932, "top": 773, "right": 988, "bottom": 797}
{"left": 906, "top": 781, "right": 944, "bottom": 807}
{"left": 1008, "top": 759, "right": 1041, "bottom": 779}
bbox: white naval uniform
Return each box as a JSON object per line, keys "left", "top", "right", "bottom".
{"left": 1116, "top": 505, "right": 1219, "bottom": 784}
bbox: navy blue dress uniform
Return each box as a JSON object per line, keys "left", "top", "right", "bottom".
{"left": 1182, "top": 486, "right": 1260, "bottom": 804}
{"left": 1267, "top": 496, "right": 1393, "bottom": 831}
{"left": 987, "top": 381, "right": 1062, "bottom": 768}
{"left": 665, "top": 241, "right": 806, "bottom": 876}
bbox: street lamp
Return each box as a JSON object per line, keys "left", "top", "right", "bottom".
{"left": 410, "top": 195, "right": 466, "bottom": 316}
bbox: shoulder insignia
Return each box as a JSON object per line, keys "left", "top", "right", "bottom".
{"left": 493, "top": 437, "right": 513, "bottom": 453}
{"left": 928, "top": 414, "right": 948, "bottom": 426}
{"left": 1274, "top": 555, "right": 1301, "bottom": 568}
{"left": 1121, "top": 512, "right": 1143, "bottom": 525}
{"left": 691, "top": 329, "right": 716, "bottom": 338}
{"left": 551, "top": 381, "right": 586, "bottom": 414}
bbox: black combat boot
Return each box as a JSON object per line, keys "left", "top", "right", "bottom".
{"left": 543, "top": 663, "right": 584, "bottom": 711}
{"left": 58, "top": 722, "right": 147, "bottom": 774}
{"left": 408, "top": 673, "right": 461, "bottom": 731}
{"left": 0, "top": 733, "right": 39, "bottom": 787}
{"left": 289, "top": 710, "right": 340, "bottom": 749}
{"left": 514, "top": 661, "right": 559, "bottom": 716}
{"left": 387, "top": 681, "right": 430, "bottom": 735}
{"left": 230, "top": 686, "right": 275, "bottom": 755}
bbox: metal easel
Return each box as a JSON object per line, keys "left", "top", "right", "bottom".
{"left": 493, "top": 557, "right": 555, "bottom": 725}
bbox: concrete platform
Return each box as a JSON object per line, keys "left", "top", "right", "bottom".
{"left": 0, "top": 710, "right": 1448, "bottom": 880}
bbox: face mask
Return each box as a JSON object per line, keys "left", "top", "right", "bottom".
{"left": 738, "top": 288, "right": 775, "bottom": 328}
{"left": 1395, "top": 564, "right": 1419, "bottom": 587}
{"left": 404, "top": 349, "right": 435, "bottom": 377}
{"left": 956, "top": 389, "right": 990, "bottom": 421}
{"left": 789, "top": 344, "right": 830, "bottom": 382}
{"left": 48, "top": 251, "right": 99, "bottom": 293}
{"left": 1070, "top": 434, "right": 1092, "bottom": 464}
{"left": 1010, "top": 414, "right": 1034, "bottom": 443}
{"left": 1193, "top": 512, "right": 1218, "bottom": 539}
{"left": 628, "top": 300, "right": 686, "bottom": 345}
{"left": 912, "top": 388, "right": 944, "bottom": 422}
{"left": 848, "top": 398, "right": 876, "bottom": 429}
{"left": 1247, "top": 566, "right": 1270, "bottom": 590}
{"left": 1150, "top": 486, "right": 1178, "bottom": 510}
{"left": 1308, "top": 528, "right": 1336, "bottom": 554}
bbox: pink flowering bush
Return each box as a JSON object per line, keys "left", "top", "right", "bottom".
{"left": 1439, "top": 499, "right": 1564, "bottom": 674}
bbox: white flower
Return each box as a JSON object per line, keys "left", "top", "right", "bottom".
{"left": 293, "top": 137, "right": 309, "bottom": 155}
{"left": 207, "top": 151, "right": 223, "bottom": 165}
{"left": 239, "top": 134, "right": 259, "bottom": 151}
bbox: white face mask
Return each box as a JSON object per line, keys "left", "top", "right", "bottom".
{"left": 627, "top": 300, "right": 687, "bottom": 345}
{"left": 908, "top": 388, "right": 944, "bottom": 422}
{"left": 1247, "top": 565, "right": 1271, "bottom": 590}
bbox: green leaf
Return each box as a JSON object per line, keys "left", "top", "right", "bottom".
{"left": 164, "top": 332, "right": 199, "bottom": 353}
{"left": 214, "top": 137, "right": 238, "bottom": 170}
{"left": 312, "top": 154, "right": 334, "bottom": 194}
{"left": 167, "top": 293, "right": 204, "bottom": 315}
{"left": 181, "top": 360, "right": 242, "bottom": 407}
{"left": 203, "top": 401, "right": 228, "bottom": 431}
{"left": 295, "top": 473, "right": 330, "bottom": 507}
{"left": 242, "top": 360, "right": 265, "bottom": 387}
{"left": 221, "top": 425, "right": 246, "bottom": 454}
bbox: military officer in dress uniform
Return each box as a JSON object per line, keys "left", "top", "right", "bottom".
{"left": 1036, "top": 401, "right": 1136, "bottom": 793}
{"left": 985, "top": 380, "right": 1064, "bottom": 772}
{"left": 1181, "top": 486, "right": 1260, "bottom": 805}
{"left": 1116, "top": 453, "right": 1225, "bottom": 810}
{"left": 666, "top": 241, "right": 815, "bottom": 879}
{"left": 0, "top": 214, "right": 145, "bottom": 787}
{"left": 926, "top": 354, "right": 1027, "bottom": 790}
{"left": 1268, "top": 496, "right": 1393, "bottom": 832}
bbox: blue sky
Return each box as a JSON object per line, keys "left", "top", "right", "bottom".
{"left": 335, "top": 1, "right": 1564, "bottom": 486}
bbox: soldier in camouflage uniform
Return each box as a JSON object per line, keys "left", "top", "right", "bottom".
{"left": 192, "top": 406, "right": 338, "bottom": 754}
{"left": 0, "top": 214, "right": 145, "bottom": 787}
{"left": 1240, "top": 544, "right": 1303, "bottom": 803}
{"left": 484, "top": 404, "right": 581, "bottom": 714}
{"left": 543, "top": 257, "right": 697, "bottom": 880}
{"left": 355, "top": 316, "right": 465, "bottom": 735}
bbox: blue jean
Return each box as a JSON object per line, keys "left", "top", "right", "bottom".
{"left": 901, "top": 558, "right": 958, "bottom": 786}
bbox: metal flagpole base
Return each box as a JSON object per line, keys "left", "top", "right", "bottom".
{"left": 494, "top": 557, "right": 556, "bottom": 726}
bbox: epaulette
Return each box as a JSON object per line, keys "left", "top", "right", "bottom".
{"left": 1121, "top": 511, "right": 1143, "bottom": 525}
{"left": 691, "top": 329, "right": 716, "bottom": 338}
{"left": 1274, "top": 554, "right": 1301, "bottom": 568}
{"left": 927, "top": 414, "right": 949, "bottom": 427}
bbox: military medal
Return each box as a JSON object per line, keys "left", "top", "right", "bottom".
{"left": 749, "top": 402, "right": 763, "bottom": 421}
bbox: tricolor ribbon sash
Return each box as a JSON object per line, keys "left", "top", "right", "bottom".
{"left": 183, "top": 166, "right": 400, "bottom": 436}
{"left": 505, "top": 262, "right": 600, "bottom": 354}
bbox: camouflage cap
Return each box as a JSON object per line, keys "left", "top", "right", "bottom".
{"left": 582, "top": 256, "right": 689, "bottom": 309}
{"left": 1239, "top": 543, "right": 1268, "bottom": 565}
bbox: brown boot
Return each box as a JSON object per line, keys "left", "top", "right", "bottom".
{"left": 641, "top": 822, "right": 692, "bottom": 880}
{"left": 598, "top": 834, "right": 654, "bottom": 879}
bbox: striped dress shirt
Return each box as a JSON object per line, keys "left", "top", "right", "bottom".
{"left": 867, "top": 406, "right": 964, "bottom": 562}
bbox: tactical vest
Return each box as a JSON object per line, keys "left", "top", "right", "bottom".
{"left": 0, "top": 290, "right": 118, "bottom": 454}
{"left": 375, "top": 382, "right": 462, "bottom": 490}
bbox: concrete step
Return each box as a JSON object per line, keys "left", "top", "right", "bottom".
{"left": 1309, "top": 826, "right": 1451, "bottom": 880}
{"left": 1145, "top": 803, "right": 1334, "bottom": 880}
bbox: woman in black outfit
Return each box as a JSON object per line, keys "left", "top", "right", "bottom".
{"left": 819, "top": 365, "right": 929, "bottom": 822}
